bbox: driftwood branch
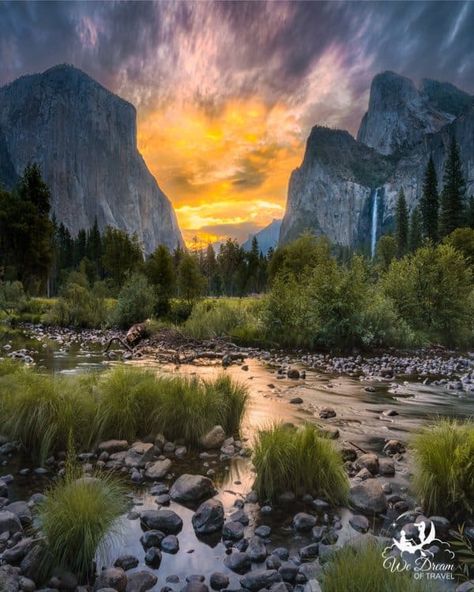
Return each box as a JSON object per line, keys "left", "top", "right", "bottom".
{"left": 104, "top": 337, "right": 133, "bottom": 353}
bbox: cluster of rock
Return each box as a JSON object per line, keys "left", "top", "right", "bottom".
{"left": 263, "top": 350, "right": 474, "bottom": 389}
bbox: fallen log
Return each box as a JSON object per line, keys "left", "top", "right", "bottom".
{"left": 104, "top": 336, "right": 133, "bottom": 353}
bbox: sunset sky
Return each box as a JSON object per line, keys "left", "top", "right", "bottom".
{"left": 1, "top": 1, "right": 473, "bottom": 244}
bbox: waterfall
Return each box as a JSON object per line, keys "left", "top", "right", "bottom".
{"left": 370, "top": 189, "right": 379, "bottom": 258}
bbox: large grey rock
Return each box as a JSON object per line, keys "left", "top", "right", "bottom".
{"left": 224, "top": 551, "right": 251, "bottom": 574}
{"left": 192, "top": 498, "right": 224, "bottom": 534}
{"left": 0, "top": 510, "right": 22, "bottom": 535}
{"left": 124, "top": 442, "right": 155, "bottom": 468}
{"left": 94, "top": 567, "right": 127, "bottom": 592}
{"left": 140, "top": 509, "right": 183, "bottom": 534}
{"left": 199, "top": 426, "right": 226, "bottom": 450}
{"left": 125, "top": 571, "right": 157, "bottom": 592}
{"left": 240, "top": 569, "right": 281, "bottom": 591}
{"left": 144, "top": 459, "right": 172, "bottom": 480}
{"left": 349, "top": 480, "right": 387, "bottom": 514}
{"left": 0, "top": 65, "right": 183, "bottom": 254}
{"left": 170, "top": 474, "right": 216, "bottom": 503}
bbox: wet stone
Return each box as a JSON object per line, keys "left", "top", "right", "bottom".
{"left": 224, "top": 551, "right": 251, "bottom": 573}
{"left": 210, "top": 573, "right": 229, "bottom": 591}
{"left": 349, "top": 515, "right": 369, "bottom": 533}
{"left": 144, "top": 547, "right": 162, "bottom": 568}
{"left": 255, "top": 525, "right": 271, "bottom": 538}
{"left": 223, "top": 521, "right": 244, "bottom": 541}
{"left": 161, "top": 534, "right": 179, "bottom": 554}
{"left": 293, "top": 513, "right": 317, "bottom": 531}
{"left": 114, "top": 554, "right": 139, "bottom": 571}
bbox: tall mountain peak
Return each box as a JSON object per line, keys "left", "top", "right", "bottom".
{"left": 0, "top": 64, "right": 183, "bottom": 253}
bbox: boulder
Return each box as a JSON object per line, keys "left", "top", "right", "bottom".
{"left": 349, "top": 480, "right": 387, "bottom": 514}
{"left": 355, "top": 453, "right": 379, "bottom": 475}
{"left": 224, "top": 551, "right": 251, "bottom": 574}
{"left": 170, "top": 474, "right": 216, "bottom": 503}
{"left": 209, "top": 573, "right": 229, "bottom": 591}
{"left": 240, "top": 569, "right": 281, "bottom": 591}
{"left": 125, "top": 571, "right": 157, "bottom": 592}
{"left": 192, "top": 499, "right": 224, "bottom": 534}
{"left": 94, "top": 567, "right": 127, "bottom": 592}
{"left": 124, "top": 442, "right": 156, "bottom": 468}
{"left": 0, "top": 510, "right": 22, "bottom": 536}
{"left": 98, "top": 440, "right": 129, "bottom": 454}
{"left": 140, "top": 510, "right": 183, "bottom": 534}
{"left": 199, "top": 426, "right": 226, "bottom": 450}
{"left": 144, "top": 459, "right": 172, "bottom": 480}
{"left": 293, "top": 513, "right": 317, "bottom": 531}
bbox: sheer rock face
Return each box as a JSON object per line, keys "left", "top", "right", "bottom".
{"left": 280, "top": 72, "right": 473, "bottom": 249}
{"left": 0, "top": 64, "right": 183, "bottom": 253}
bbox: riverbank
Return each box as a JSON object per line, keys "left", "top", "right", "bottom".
{"left": 0, "top": 323, "right": 473, "bottom": 591}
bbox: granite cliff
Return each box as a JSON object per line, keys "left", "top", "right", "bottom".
{"left": 0, "top": 65, "right": 183, "bottom": 253}
{"left": 280, "top": 71, "right": 473, "bottom": 250}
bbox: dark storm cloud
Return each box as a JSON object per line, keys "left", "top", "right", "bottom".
{"left": 1, "top": 0, "right": 472, "bottom": 130}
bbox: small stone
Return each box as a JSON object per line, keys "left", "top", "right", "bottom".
{"left": 140, "top": 530, "right": 165, "bottom": 549}
{"left": 349, "top": 514, "right": 369, "bottom": 533}
{"left": 94, "top": 567, "right": 127, "bottom": 592}
{"left": 319, "top": 407, "right": 336, "bottom": 419}
{"left": 287, "top": 369, "right": 300, "bottom": 379}
{"left": 200, "top": 426, "right": 226, "bottom": 450}
{"left": 144, "top": 547, "right": 162, "bottom": 568}
{"left": 293, "top": 512, "right": 317, "bottom": 531}
{"left": 210, "top": 573, "right": 229, "bottom": 591}
{"left": 126, "top": 571, "right": 157, "bottom": 592}
{"left": 224, "top": 551, "right": 251, "bottom": 573}
{"left": 161, "top": 535, "right": 179, "bottom": 554}
{"left": 255, "top": 524, "right": 271, "bottom": 538}
{"left": 145, "top": 459, "right": 172, "bottom": 480}
{"left": 192, "top": 499, "right": 224, "bottom": 534}
{"left": 114, "top": 554, "right": 139, "bottom": 571}
{"left": 170, "top": 474, "right": 216, "bottom": 503}
{"left": 290, "top": 397, "right": 303, "bottom": 404}
{"left": 223, "top": 521, "right": 244, "bottom": 540}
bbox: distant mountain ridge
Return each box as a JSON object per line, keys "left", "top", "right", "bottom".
{"left": 242, "top": 219, "right": 282, "bottom": 254}
{"left": 280, "top": 71, "right": 474, "bottom": 249}
{"left": 0, "top": 64, "right": 183, "bottom": 253}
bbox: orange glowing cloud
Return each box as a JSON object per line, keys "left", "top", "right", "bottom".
{"left": 137, "top": 98, "right": 302, "bottom": 245}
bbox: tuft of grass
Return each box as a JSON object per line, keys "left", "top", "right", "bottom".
{"left": 152, "top": 373, "right": 249, "bottom": 447}
{"left": 94, "top": 366, "right": 163, "bottom": 442}
{"left": 0, "top": 362, "right": 249, "bottom": 457}
{"left": 36, "top": 470, "right": 127, "bottom": 582}
{"left": 412, "top": 418, "right": 474, "bottom": 520}
{"left": 320, "top": 540, "right": 432, "bottom": 592}
{"left": 252, "top": 423, "right": 349, "bottom": 503}
{"left": 0, "top": 368, "right": 97, "bottom": 464}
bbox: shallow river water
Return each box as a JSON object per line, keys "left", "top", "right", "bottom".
{"left": 1, "top": 328, "right": 473, "bottom": 589}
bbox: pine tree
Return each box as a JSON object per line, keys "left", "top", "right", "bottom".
{"left": 408, "top": 207, "right": 423, "bottom": 252}
{"left": 395, "top": 188, "right": 409, "bottom": 257}
{"left": 420, "top": 156, "right": 439, "bottom": 242}
{"left": 439, "top": 137, "right": 466, "bottom": 237}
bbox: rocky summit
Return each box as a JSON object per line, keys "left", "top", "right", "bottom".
{"left": 0, "top": 64, "right": 183, "bottom": 253}
{"left": 279, "top": 70, "right": 473, "bottom": 249}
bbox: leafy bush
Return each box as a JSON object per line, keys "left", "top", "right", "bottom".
{"left": 37, "top": 470, "right": 127, "bottom": 581}
{"left": 412, "top": 419, "right": 474, "bottom": 520}
{"left": 263, "top": 254, "right": 373, "bottom": 350}
{"left": 320, "top": 540, "right": 431, "bottom": 592}
{"left": 0, "top": 280, "right": 27, "bottom": 314}
{"left": 45, "top": 272, "right": 107, "bottom": 328}
{"left": 383, "top": 243, "right": 473, "bottom": 346}
{"left": 109, "top": 272, "right": 155, "bottom": 329}
{"left": 183, "top": 298, "right": 261, "bottom": 342}
{"left": 252, "top": 423, "right": 349, "bottom": 503}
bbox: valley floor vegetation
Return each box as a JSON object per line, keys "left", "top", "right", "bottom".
{"left": 1, "top": 148, "right": 474, "bottom": 349}
{"left": 0, "top": 360, "right": 248, "bottom": 463}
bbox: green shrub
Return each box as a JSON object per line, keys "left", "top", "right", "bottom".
{"left": 412, "top": 419, "right": 474, "bottom": 519}
{"left": 37, "top": 471, "right": 127, "bottom": 581}
{"left": 45, "top": 273, "right": 107, "bottom": 328}
{"left": 383, "top": 243, "right": 473, "bottom": 346}
{"left": 183, "top": 298, "right": 261, "bottom": 342}
{"left": 0, "top": 280, "right": 27, "bottom": 314}
{"left": 252, "top": 423, "right": 349, "bottom": 503}
{"left": 109, "top": 272, "right": 155, "bottom": 329}
{"left": 320, "top": 540, "right": 431, "bottom": 592}
{"left": 168, "top": 298, "right": 194, "bottom": 323}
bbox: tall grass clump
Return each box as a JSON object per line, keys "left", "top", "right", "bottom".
{"left": 320, "top": 541, "right": 432, "bottom": 592}
{"left": 252, "top": 423, "right": 349, "bottom": 503}
{"left": 0, "top": 368, "right": 97, "bottom": 463}
{"left": 36, "top": 464, "right": 127, "bottom": 581}
{"left": 153, "top": 373, "right": 248, "bottom": 446}
{"left": 94, "top": 366, "right": 162, "bottom": 441}
{"left": 412, "top": 419, "right": 474, "bottom": 519}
